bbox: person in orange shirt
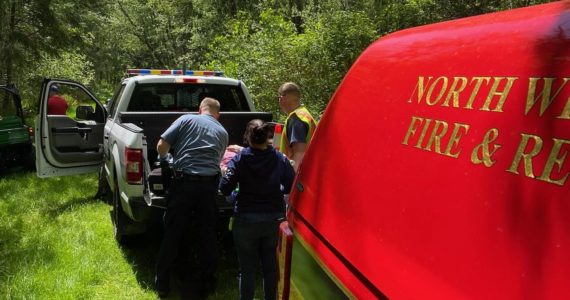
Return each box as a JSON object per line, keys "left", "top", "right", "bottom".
{"left": 47, "top": 85, "right": 68, "bottom": 115}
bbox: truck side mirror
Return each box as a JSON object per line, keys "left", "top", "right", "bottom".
{"left": 76, "top": 105, "right": 95, "bottom": 120}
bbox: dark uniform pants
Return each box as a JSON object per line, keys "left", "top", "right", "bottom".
{"left": 156, "top": 175, "right": 219, "bottom": 291}
{"left": 233, "top": 218, "right": 280, "bottom": 300}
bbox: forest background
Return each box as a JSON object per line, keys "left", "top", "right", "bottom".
{"left": 0, "top": 0, "right": 555, "bottom": 120}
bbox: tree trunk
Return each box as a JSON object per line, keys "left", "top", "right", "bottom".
{"left": 0, "top": 1, "right": 8, "bottom": 83}
{"left": 6, "top": 0, "right": 16, "bottom": 84}
{"left": 291, "top": 0, "right": 304, "bottom": 34}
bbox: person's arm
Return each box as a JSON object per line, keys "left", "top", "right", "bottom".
{"left": 286, "top": 114, "right": 309, "bottom": 172}
{"left": 290, "top": 142, "right": 307, "bottom": 172}
{"left": 219, "top": 155, "right": 240, "bottom": 196}
{"left": 157, "top": 138, "right": 171, "bottom": 158}
{"left": 158, "top": 116, "right": 183, "bottom": 158}
{"left": 281, "top": 154, "right": 296, "bottom": 194}
{"left": 226, "top": 144, "right": 243, "bottom": 153}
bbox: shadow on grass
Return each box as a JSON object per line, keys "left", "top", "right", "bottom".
{"left": 117, "top": 220, "right": 240, "bottom": 300}
{"left": 0, "top": 166, "right": 30, "bottom": 180}
{"left": 0, "top": 165, "right": 23, "bottom": 175}
{"left": 48, "top": 196, "right": 100, "bottom": 217}
{"left": 119, "top": 225, "right": 163, "bottom": 292}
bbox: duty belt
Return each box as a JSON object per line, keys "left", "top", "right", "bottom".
{"left": 175, "top": 172, "right": 219, "bottom": 181}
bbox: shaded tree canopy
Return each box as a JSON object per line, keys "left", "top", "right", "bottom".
{"left": 0, "top": 0, "right": 555, "bottom": 118}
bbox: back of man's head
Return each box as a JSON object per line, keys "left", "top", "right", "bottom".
{"left": 278, "top": 82, "right": 301, "bottom": 99}
{"left": 50, "top": 85, "right": 60, "bottom": 94}
{"left": 200, "top": 97, "right": 221, "bottom": 116}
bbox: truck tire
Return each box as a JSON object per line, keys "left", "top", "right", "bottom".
{"left": 111, "top": 173, "right": 146, "bottom": 245}
{"left": 112, "top": 176, "right": 130, "bottom": 245}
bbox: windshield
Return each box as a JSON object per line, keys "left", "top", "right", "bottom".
{"left": 127, "top": 83, "right": 249, "bottom": 112}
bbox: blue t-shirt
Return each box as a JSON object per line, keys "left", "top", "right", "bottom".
{"left": 161, "top": 114, "right": 229, "bottom": 176}
{"left": 286, "top": 113, "right": 309, "bottom": 145}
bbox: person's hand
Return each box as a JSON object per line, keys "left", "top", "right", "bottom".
{"left": 227, "top": 144, "right": 243, "bottom": 153}
{"left": 225, "top": 190, "right": 238, "bottom": 204}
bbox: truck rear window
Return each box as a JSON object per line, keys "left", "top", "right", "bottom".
{"left": 127, "top": 83, "right": 249, "bottom": 112}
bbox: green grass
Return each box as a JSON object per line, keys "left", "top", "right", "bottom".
{"left": 0, "top": 169, "right": 245, "bottom": 299}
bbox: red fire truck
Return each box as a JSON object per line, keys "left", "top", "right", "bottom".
{"left": 278, "top": 2, "right": 570, "bottom": 299}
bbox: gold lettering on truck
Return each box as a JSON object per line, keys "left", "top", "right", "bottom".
{"left": 425, "top": 120, "right": 449, "bottom": 153}
{"left": 442, "top": 77, "right": 469, "bottom": 108}
{"left": 537, "top": 138, "right": 570, "bottom": 186}
{"left": 402, "top": 116, "right": 423, "bottom": 146}
{"left": 465, "top": 77, "right": 491, "bottom": 109}
{"left": 471, "top": 128, "right": 501, "bottom": 167}
{"left": 443, "top": 123, "right": 470, "bottom": 158}
{"left": 410, "top": 76, "right": 516, "bottom": 112}
{"left": 507, "top": 133, "right": 544, "bottom": 178}
{"left": 402, "top": 116, "right": 469, "bottom": 159}
{"left": 525, "top": 77, "right": 570, "bottom": 117}
{"left": 480, "top": 77, "right": 518, "bottom": 112}
{"left": 426, "top": 77, "right": 449, "bottom": 105}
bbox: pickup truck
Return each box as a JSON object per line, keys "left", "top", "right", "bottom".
{"left": 0, "top": 84, "right": 34, "bottom": 170}
{"left": 35, "top": 70, "right": 272, "bottom": 243}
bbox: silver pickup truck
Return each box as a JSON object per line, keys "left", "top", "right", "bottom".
{"left": 35, "top": 70, "right": 272, "bottom": 243}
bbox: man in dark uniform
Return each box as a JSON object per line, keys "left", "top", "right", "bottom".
{"left": 155, "top": 97, "right": 229, "bottom": 298}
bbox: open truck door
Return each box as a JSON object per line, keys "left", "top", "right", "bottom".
{"left": 36, "top": 79, "right": 106, "bottom": 177}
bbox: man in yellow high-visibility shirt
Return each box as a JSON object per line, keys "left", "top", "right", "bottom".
{"left": 277, "top": 82, "right": 317, "bottom": 172}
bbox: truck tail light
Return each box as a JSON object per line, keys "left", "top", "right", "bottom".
{"left": 273, "top": 123, "right": 283, "bottom": 151}
{"left": 125, "top": 148, "right": 143, "bottom": 184}
{"left": 28, "top": 126, "right": 34, "bottom": 137}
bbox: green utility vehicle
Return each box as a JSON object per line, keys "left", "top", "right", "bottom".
{"left": 0, "top": 84, "right": 34, "bottom": 169}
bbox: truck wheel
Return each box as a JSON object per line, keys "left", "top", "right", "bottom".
{"left": 112, "top": 177, "right": 129, "bottom": 245}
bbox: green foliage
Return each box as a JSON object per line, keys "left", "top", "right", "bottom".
{"left": 206, "top": 10, "right": 298, "bottom": 118}
{"left": 294, "top": 10, "right": 378, "bottom": 117}
{"left": 0, "top": 0, "right": 559, "bottom": 118}
{"left": 207, "top": 8, "right": 377, "bottom": 120}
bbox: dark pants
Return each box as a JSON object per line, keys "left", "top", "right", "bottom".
{"left": 156, "top": 175, "right": 219, "bottom": 292}
{"left": 233, "top": 218, "right": 280, "bottom": 300}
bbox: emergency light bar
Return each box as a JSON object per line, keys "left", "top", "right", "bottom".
{"left": 126, "top": 69, "right": 224, "bottom": 76}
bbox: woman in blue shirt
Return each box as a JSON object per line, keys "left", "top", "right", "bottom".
{"left": 220, "top": 119, "right": 295, "bottom": 300}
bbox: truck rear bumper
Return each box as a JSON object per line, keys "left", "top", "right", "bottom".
{"left": 129, "top": 196, "right": 163, "bottom": 222}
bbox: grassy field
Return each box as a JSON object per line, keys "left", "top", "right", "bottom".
{"left": 0, "top": 168, "right": 244, "bottom": 299}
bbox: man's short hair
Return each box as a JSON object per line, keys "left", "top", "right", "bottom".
{"left": 50, "top": 85, "right": 60, "bottom": 93}
{"left": 278, "top": 82, "right": 301, "bottom": 97}
{"left": 200, "top": 97, "right": 221, "bottom": 113}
